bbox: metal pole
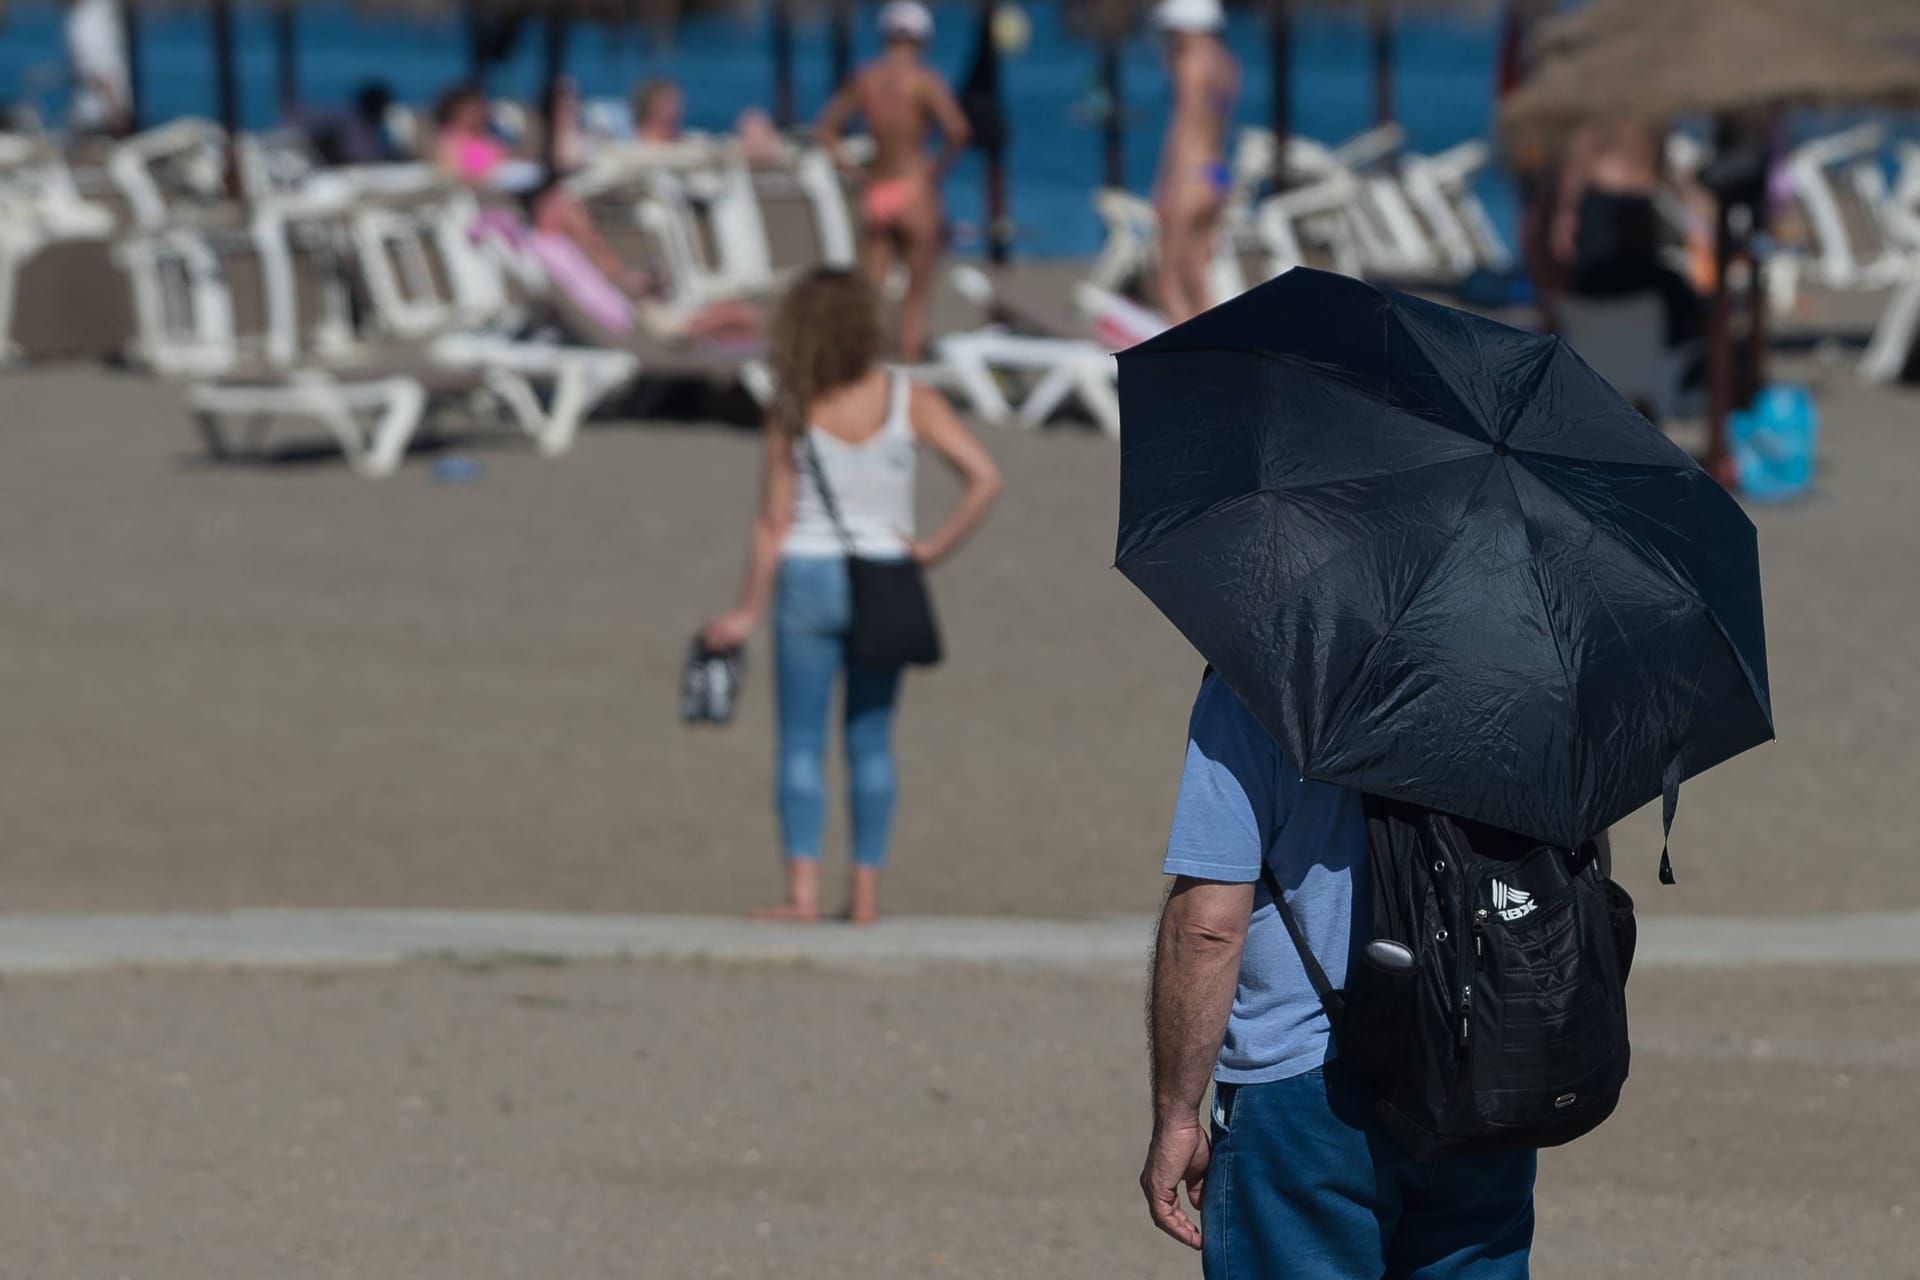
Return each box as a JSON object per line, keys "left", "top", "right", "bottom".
{"left": 1705, "top": 196, "right": 1735, "bottom": 486}
{"left": 468, "top": 5, "right": 486, "bottom": 83}
{"left": 1100, "top": 43, "right": 1124, "bottom": 190}
{"left": 121, "top": 1, "right": 143, "bottom": 132}
{"left": 274, "top": 2, "right": 299, "bottom": 117}
{"left": 771, "top": 2, "right": 796, "bottom": 128}
{"left": 211, "top": 0, "right": 240, "bottom": 194}
{"left": 830, "top": 3, "right": 854, "bottom": 93}
{"left": 1369, "top": 8, "right": 1393, "bottom": 125}
{"left": 977, "top": 3, "right": 1010, "bottom": 264}
{"left": 1269, "top": 0, "right": 1292, "bottom": 187}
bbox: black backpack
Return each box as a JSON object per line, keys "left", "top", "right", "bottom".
{"left": 1269, "top": 796, "right": 1639, "bottom": 1160}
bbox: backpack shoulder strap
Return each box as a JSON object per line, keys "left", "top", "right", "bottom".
{"left": 1259, "top": 860, "right": 1344, "bottom": 1019}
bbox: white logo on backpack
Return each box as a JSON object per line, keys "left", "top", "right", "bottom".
{"left": 1491, "top": 880, "right": 1537, "bottom": 922}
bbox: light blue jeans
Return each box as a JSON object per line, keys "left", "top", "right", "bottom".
{"left": 773, "top": 557, "right": 904, "bottom": 867}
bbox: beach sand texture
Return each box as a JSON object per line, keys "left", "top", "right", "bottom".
{"left": 0, "top": 958, "right": 1912, "bottom": 1280}
{"left": 2, "top": 333, "right": 1915, "bottom": 916}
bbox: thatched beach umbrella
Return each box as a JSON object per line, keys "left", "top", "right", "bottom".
{"left": 1505, "top": 0, "right": 1920, "bottom": 129}
{"left": 1503, "top": 0, "right": 1920, "bottom": 481}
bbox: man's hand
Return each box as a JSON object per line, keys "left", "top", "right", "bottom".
{"left": 1140, "top": 1116, "right": 1210, "bottom": 1250}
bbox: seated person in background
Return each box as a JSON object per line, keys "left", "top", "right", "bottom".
{"left": 1553, "top": 117, "right": 1705, "bottom": 347}
{"left": 433, "top": 84, "right": 647, "bottom": 298}
{"left": 632, "top": 79, "right": 685, "bottom": 144}
{"left": 633, "top": 78, "right": 790, "bottom": 165}
{"left": 735, "top": 107, "right": 792, "bottom": 167}
{"left": 306, "top": 80, "right": 400, "bottom": 167}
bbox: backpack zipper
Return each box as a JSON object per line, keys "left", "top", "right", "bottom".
{"left": 1460, "top": 907, "right": 1487, "bottom": 1045}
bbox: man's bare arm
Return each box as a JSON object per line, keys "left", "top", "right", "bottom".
{"left": 1150, "top": 876, "right": 1253, "bottom": 1122}
{"left": 1140, "top": 875, "right": 1253, "bottom": 1249}
{"left": 812, "top": 78, "right": 861, "bottom": 166}
{"left": 921, "top": 72, "right": 972, "bottom": 178}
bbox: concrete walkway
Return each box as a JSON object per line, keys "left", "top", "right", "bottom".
{"left": 1, "top": 908, "right": 1917, "bottom": 976}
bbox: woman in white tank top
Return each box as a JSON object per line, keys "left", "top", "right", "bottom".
{"left": 703, "top": 269, "right": 1002, "bottom": 924}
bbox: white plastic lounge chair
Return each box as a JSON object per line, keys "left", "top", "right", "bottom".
{"left": 117, "top": 224, "right": 437, "bottom": 474}
{"left": 105, "top": 117, "right": 229, "bottom": 230}
{"left": 0, "top": 138, "right": 120, "bottom": 363}
{"left": 118, "top": 197, "right": 631, "bottom": 475}
{"left": 925, "top": 266, "right": 1125, "bottom": 438}
{"left": 1786, "top": 122, "right": 1908, "bottom": 292}
{"left": 1859, "top": 144, "right": 1920, "bottom": 385}
{"left": 342, "top": 195, "right": 640, "bottom": 454}
{"left": 1250, "top": 150, "right": 1368, "bottom": 280}
{"left": 1399, "top": 140, "right": 1513, "bottom": 277}
{"left": 465, "top": 196, "right": 775, "bottom": 409}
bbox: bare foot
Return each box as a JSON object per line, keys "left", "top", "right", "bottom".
{"left": 844, "top": 867, "right": 880, "bottom": 927}
{"left": 749, "top": 898, "right": 819, "bottom": 923}
{"left": 751, "top": 858, "right": 821, "bottom": 923}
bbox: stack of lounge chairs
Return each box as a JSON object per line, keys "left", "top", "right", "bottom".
{"left": 1089, "top": 122, "right": 1515, "bottom": 305}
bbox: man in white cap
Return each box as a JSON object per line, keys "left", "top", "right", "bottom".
{"left": 1150, "top": 0, "right": 1238, "bottom": 323}
{"left": 814, "top": 0, "right": 971, "bottom": 360}
{"left": 65, "top": 0, "right": 131, "bottom": 137}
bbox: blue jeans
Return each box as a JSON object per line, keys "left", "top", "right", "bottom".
{"left": 773, "top": 557, "right": 904, "bottom": 867}
{"left": 1204, "top": 1067, "right": 1537, "bottom": 1280}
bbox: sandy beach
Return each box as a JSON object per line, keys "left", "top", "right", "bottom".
{"left": 0, "top": 276, "right": 1915, "bottom": 1280}
{"left": 1, "top": 329, "right": 1916, "bottom": 918}
{"left": 0, "top": 956, "right": 1911, "bottom": 1280}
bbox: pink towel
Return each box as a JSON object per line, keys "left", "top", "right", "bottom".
{"left": 525, "top": 232, "right": 635, "bottom": 336}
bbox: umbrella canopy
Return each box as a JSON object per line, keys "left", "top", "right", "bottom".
{"left": 1503, "top": 0, "right": 1920, "bottom": 133}
{"left": 1115, "top": 268, "right": 1773, "bottom": 850}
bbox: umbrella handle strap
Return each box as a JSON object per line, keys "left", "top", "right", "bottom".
{"left": 1659, "top": 757, "right": 1682, "bottom": 886}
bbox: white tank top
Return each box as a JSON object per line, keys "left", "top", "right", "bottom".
{"left": 783, "top": 371, "right": 918, "bottom": 560}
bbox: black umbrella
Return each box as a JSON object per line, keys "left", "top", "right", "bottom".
{"left": 1115, "top": 268, "right": 1772, "bottom": 860}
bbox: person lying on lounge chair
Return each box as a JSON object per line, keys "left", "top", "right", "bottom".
{"left": 433, "top": 84, "right": 650, "bottom": 300}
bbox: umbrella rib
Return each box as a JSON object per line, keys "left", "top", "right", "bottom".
{"left": 1118, "top": 453, "right": 1490, "bottom": 567}
{"left": 1317, "top": 457, "right": 1500, "bottom": 742}
{"left": 1499, "top": 338, "right": 1562, "bottom": 443}
{"left": 1507, "top": 463, "right": 1691, "bottom": 778}
{"left": 1124, "top": 346, "right": 1492, "bottom": 446}
{"left": 1502, "top": 461, "right": 1583, "bottom": 811}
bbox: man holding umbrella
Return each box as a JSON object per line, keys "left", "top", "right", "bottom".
{"left": 1129, "top": 269, "right": 1771, "bottom": 1277}
{"left": 1140, "top": 672, "right": 1540, "bottom": 1277}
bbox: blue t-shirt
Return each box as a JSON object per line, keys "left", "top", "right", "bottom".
{"left": 1161, "top": 674, "right": 1371, "bottom": 1084}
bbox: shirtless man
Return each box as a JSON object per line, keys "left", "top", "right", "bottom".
{"left": 814, "top": 0, "right": 971, "bottom": 360}
{"left": 1152, "top": 0, "right": 1238, "bottom": 323}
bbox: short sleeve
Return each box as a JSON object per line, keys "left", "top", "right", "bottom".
{"left": 1162, "top": 675, "right": 1279, "bottom": 882}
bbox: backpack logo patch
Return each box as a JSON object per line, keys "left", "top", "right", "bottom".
{"left": 1490, "top": 880, "right": 1537, "bottom": 922}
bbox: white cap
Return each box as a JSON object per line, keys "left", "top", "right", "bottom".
{"left": 1153, "top": 0, "right": 1224, "bottom": 34}
{"left": 879, "top": 0, "right": 934, "bottom": 42}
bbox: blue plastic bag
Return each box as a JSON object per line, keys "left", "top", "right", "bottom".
{"left": 1730, "top": 384, "right": 1817, "bottom": 502}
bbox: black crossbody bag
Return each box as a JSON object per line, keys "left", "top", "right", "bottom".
{"left": 801, "top": 432, "right": 943, "bottom": 667}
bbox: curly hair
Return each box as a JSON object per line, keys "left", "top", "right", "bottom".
{"left": 769, "top": 268, "right": 884, "bottom": 431}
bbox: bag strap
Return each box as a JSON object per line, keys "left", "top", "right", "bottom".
{"left": 1658, "top": 755, "right": 1681, "bottom": 885}
{"left": 1260, "top": 860, "right": 1344, "bottom": 1020}
{"left": 798, "top": 429, "right": 859, "bottom": 558}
